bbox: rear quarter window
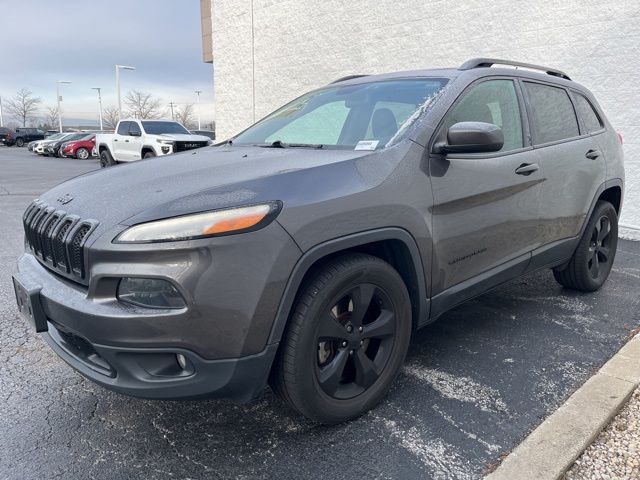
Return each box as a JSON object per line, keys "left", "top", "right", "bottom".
{"left": 572, "top": 92, "right": 604, "bottom": 133}
{"left": 524, "top": 82, "right": 579, "bottom": 144}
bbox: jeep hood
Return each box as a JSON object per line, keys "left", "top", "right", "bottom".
{"left": 38, "top": 146, "right": 375, "bottom": 236}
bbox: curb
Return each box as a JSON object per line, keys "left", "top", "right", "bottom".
{"left": 485, "top": 334, "right": 640, "bottom": 480}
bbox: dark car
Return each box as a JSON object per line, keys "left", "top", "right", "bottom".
{"left": 13, "top": 58, "right": 624, "bottom": 423}
{"left": 190, "top": 129, "right": 215, "bottom": 140}
{"left": 0, "top": 126, "right": 14, "bottom": 145}
{"left": 45, "top": 132, "right": 90, "bottom": 157}
{"left": 11, "top": 127, "right": 46, "bottom": 147}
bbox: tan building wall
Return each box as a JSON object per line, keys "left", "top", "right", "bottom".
{"left": 203, "top": 0, "right": 640, "bottom": 226}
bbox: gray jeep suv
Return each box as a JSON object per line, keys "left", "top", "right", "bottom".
{"left": 13, "top": 58, "right": 624, "bottom": 423}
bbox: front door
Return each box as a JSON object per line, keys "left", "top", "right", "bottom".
{"left": 429, "top": 78, "right": 545, "bottom": 297}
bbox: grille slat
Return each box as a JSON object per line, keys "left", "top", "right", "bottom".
{"left": 22, "top": 201, "right": 97, "bottom": 282}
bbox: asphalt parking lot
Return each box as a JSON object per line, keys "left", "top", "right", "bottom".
{"left": 1, "top": 145, "right": 639, "bottom": 480}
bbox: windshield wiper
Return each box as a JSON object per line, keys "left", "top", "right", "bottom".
{"left": 260, "top": 140, "right": 323, "bottom": 149}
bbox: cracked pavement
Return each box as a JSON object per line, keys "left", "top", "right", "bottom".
{"left": 0, "top": 146, "right": 639, "bottom": 479}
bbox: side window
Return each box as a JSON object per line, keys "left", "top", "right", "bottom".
{"left": 129, "top": 122, "right": 142, "bottom": 136}
{"left": 117, "top": 122, "right": 130, "bottom": 135}
{"left": 572, "top": 92, "right": 603, "bottom": 134}
{"left": 443, "top": 80, "right": 523, "bottom": 152}
{"left": 524, "top": 82, "right": 579, "bottom": 144}
{"left": 265, "top": 101, "right": 349, "bottom": 145}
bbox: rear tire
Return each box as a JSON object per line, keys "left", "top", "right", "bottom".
{"left": 553, "top": 200, "right": 618, "bottom": 292}
{"left": 16, "top": 138, "right": 24, "bottom": 147}
{"left": 99, "top": 149, "right": 115, "bottom": 168}
{"left": 271, "top": 253, "right": 412, "bottom": 424}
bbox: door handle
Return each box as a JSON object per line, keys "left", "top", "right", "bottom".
{"left": 585, "top": 149, "right": 601, "bottom": 160}
{"left": 114, "top": 139, "right": 118, "bottom": 142}
{"left": 515, "top": 163, "right": 539, "bottom": 176}
{"left": 125, "top": 139, "right": 130, "bottom": 143}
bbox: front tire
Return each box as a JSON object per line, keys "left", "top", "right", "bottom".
{"left": 553, "top": 200, "right": 618, "bottom": 292}
{"left": 76, "top": 148, "right": 89, "bottom": 159}
{"left": 143, "top": 150, "right": 156, "bottom": 159}
{"left": 271, "top": 253, "right": 412, "bottom": 424}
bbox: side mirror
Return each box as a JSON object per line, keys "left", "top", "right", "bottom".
{"left": 129, "top": 130, "right": 142, "bottom": 137}
{"left": 436, "top": 121, "right": 504, "bottom": 154}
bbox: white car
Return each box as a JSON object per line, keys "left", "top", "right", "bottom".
{"left": 95, "top": 119, "right": 211, "bottom": 166}
{"left": 33, "top": 133, "right": 74, "bottom": 155}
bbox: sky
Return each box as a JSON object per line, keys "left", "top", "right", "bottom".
{"left": 0, "top": 0, "right": 214, "bottom": 126}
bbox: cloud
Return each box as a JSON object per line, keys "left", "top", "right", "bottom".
{"left": 0, "top": 0, "right": 214, "bottom": 122}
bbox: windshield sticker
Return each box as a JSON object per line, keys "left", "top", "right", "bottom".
{"left": 355, "top": 140, "right": 379, "bottom": 151}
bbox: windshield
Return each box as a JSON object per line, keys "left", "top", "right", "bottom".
{"left": 141, "top": 121, "right": 190, "bottom": 135}
{"left": 47, "top": 133, "right": 66, "bottom": 140}
{"left": 233, "top": 78, "right": 448, "bottom": 149}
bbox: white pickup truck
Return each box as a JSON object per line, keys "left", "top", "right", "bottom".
{"left": 96, "top": 119, "right": 211, "bottom": 167}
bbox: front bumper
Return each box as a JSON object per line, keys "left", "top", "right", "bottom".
{"left": 15, "top": 219, "right": 300, "bottom": 400}
{"left": 42, "top": 321, "right": 278, "bottom": 401}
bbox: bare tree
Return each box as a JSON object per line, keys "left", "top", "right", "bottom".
{"left": 43, "top": 106, "right": 59, "bottom": 130}
{"left": 5, "top": 88, "right": 42, "bottom": 126}
{"left": 103, "top": 105, "right": 120, "bottom": 129}
{"left": 174, "top": 104, "right": 195, "bottom": 128}
{"left": 124, "top": 90, "right": 164, "bottom": 119}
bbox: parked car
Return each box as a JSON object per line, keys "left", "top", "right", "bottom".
{"left": 60, "top": 134, "right": 96, "bottom": 159}
{"left": 11, "top": 127, "right": 46, "bottom": 147}
{"left": 13, "top": 59, "right": 624, "bottom": 424}
{"left": 96, "top": 119, "right": 211, "bottom": 166}
{"left": 44, "top": 132, "right": 88, "bottom": 157}
{"left": 44, "top": 130, "right": 59, "bottom": 138}
{"left": 33, "top": 133, "right": 73, "bottom": 155}
{"left": 190, "top": 129, "right": 215, "bottom": 140}
{"left": 0, "top": 127, "right": 14, "bottom": 145}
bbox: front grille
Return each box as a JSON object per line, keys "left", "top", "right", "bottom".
{"left": 173, "top": 141, "right": 208, "bottom": 153}
{"left": 22, "top": 201, "right": 98, "bottom": 282}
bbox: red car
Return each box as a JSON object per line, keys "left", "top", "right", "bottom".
{"left": 60, "top": 134, "right": 95, "bottom": 159}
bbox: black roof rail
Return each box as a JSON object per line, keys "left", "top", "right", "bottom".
{"left": 459, "top": 58, "right": 571, "bottom": 81}
{"left": 330, "top": 74, "right": 369, "bottom": 84}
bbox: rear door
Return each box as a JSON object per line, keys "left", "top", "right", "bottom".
{"left": 429, "top": 78, "right": 545, "bottom": 296}
{"left": 522, "top": 81, "right": 605, "bottom": 257}
{"left": 114, "top": 121, "right": 130, "bottom": 159}
{"left": 126, "top": 121, "right": 143, "bottom": 160}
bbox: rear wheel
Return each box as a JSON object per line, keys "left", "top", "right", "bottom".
{"left": 16, "top": 138, "right": 24, "bottom": 147}
{"left": 76, "top": 148, "right": 89, "bottom": 159}
{"left": 553, "top": 200, "right": 618, "bottom": 291}
{"left": 99, "top": 149, "right": 115, "bottom": 168}
{"left": 271, "top": 254, "right": 412, "bottom": 423}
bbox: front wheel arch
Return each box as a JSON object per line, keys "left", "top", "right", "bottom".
{"left": 267, "top": 228, "right": 428, "bottom": 350}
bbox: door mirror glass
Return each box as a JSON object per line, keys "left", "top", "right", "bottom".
{"left": 438, "top": 121, "right": 504, "bottom": 153}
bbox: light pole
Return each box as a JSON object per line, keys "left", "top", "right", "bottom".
{"left": 56, "top": 80, "right": 72, "bottom": 133}
{"left": 0, "top": 95, "right": 4, "bottom": 127}
{"left": 91, "top": 87, "right": 103, "bottom": 130}
{"left": 194, "top": 90, "right": 202, "bottom": 130}
{"left": 115, "top": 65, "right": 135, "bottom": 120}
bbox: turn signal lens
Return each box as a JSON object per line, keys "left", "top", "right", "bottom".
{"left": 114, "top": 203, "right": 279, "bottom": 243}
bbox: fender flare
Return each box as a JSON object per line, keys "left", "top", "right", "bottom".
{"left": 266, "top": 227, "right": 429, "bottom": 346}
{"left": 578, "top": 178, "right": 623, "bottom": 239}
{"left": 141, "top": 145, "right": 156, "bottom": 156}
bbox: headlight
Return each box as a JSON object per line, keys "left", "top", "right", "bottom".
{"left": 114, "top": 202, "right": 281, "bottom": 243}
{"left": 156, "top": 138, "right": 174, "bottom": 144}
{"left": 117, "top": 277, "right": 186, "bottom": 309}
